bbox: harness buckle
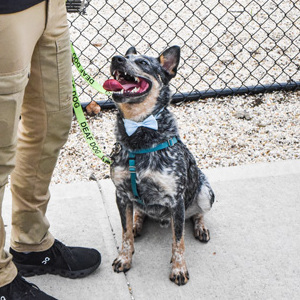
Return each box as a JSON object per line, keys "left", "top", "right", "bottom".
{"left": 129, "top": 166, "right": 136, "bottom": 173}
{"left": 168, "top": 138, "right": 175, "bottom": 147}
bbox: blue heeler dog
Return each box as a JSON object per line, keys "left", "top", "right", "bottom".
{"left": 103, "top": 46, "right": 214, "bottom": 286}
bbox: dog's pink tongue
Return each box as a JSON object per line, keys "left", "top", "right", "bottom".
{"left": 103, "top": 79, "right": 123, "bottom": 92}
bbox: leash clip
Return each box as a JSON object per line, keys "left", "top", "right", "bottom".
{"left": 110, "top": 142, "right": 122, "bottom": 158}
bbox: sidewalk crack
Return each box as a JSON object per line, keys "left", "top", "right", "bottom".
{"left": 94, "top": 178, "right": 135, "bottom": 300}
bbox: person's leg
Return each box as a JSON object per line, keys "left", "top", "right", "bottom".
{"left": 1, "top": 0, "right": 100, "bottom": 284}
{"left": 0, "top": 187, "right": 17, "bottom": 287}
{"left": 10, "top": 0, "right": 73, "bottom": 252}
{"left": 0, "top": 2, "right": 46, "bottom": 287}
{"left": 9, "top": 0, "right": 101, "bottom": 280}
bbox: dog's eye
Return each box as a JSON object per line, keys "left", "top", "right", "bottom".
{"left": 138, "top": 60, "right": 149, "bottom": 66}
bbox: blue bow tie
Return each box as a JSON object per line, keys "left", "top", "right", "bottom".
{"left": 123, "top": 114, "right": 158, "bottom": 136}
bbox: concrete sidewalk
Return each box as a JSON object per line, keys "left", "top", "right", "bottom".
{"left": 3, "top": 160, "right": 300, "bottom": 300}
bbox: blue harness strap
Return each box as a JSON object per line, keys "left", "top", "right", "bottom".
{"left": 128, "top": 137, "right": 178, "bottom": 205}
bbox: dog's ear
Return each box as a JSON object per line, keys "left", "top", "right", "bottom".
{"left": 125, "top": 46, "right": 137, "bottom": 56}
{"left": 158, "top": 46, "right": 180, "bottom": 80}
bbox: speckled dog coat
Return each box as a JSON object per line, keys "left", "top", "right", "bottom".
{"left": 104, "top": 46, "right": 215, "bottom": 286}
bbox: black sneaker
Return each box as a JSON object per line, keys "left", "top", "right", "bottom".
{"left": 10, "top": 239, "right": 101, "bottom": 279}
{"left": 0, "top": 273, "right": 57, "bottom": 300}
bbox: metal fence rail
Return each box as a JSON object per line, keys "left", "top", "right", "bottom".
{"left": 67, "top": 0, "right": 300, "bottom": 108}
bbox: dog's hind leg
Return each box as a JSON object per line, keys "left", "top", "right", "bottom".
{"left": 192, "top": 213, "right": 210, "bottom": 242}
{"left": 192, "top": 175, "right": 214, "bottom": 242}
{"left": 169, "top": 201, "right": 189, "bottom": 286}
{"left": 112, "top": 194, "right": 134, "bottom": 273}
{"left": 133, "top": 208, "right": 145, "bottom": 238}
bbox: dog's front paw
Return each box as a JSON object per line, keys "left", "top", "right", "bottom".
{"left": 112, "top": 255, "right": 132, "bottom": 273}
{"left": 169, "top": 266, "right": 189, "bottom": 286}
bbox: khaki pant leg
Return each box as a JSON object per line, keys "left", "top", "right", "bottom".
{"left": 0, "top": 70, "right": 28, "bottom": 287}
{"left": 10, "top": 0, "right": 73, "bottom": 252}
{"left": 0, "top": 2, "right": 47, "bottom": 287}
{"left": 0, "top": 188, "right": 17, "bottom": 288}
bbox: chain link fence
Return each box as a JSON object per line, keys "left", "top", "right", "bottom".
{"left": 67, "top": 0, "right": 300, "bottom": 107}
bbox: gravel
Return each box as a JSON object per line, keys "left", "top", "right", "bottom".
{"left": 51, "top": 90, "right": 300, "bottom": 184}
{"left": 68, "top": 0, "right": 300, "bottom": 103}
{"left": 54, "top": 1, "right": 300, "bottom": 184}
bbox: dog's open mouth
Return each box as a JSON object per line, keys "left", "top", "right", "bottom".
{"left": 103, "top": 71, "right": 151, "bottom": 97}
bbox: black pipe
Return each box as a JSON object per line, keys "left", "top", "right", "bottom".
{"left": 81, "top": 81, "right": 300, "bottom": 110}
{"left": 66, "top": 0, "right": 85, "bottom": 13}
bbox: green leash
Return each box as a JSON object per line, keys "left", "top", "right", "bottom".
{"left": 71, "top": 43, "right": 112, "bottom": 165}
{"left": 71, "top": 43, "right": 112, "bottom": 96}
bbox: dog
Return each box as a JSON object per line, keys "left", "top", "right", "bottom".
{"left": 103, "top": 46, "right": 215, "bottom": 286}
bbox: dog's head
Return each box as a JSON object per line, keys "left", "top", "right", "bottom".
{"left": 104, "top": 46, "right": 180, "bottom": 117}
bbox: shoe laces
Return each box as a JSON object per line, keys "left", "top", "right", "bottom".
{"left": 52, "top": 239, "right": 70, "bottom": 255}
{"left": 8, "top": 274, "right": 40, "bottom": 298}
{"left": 51, "top": 240, "right": 74, "bottom": 269}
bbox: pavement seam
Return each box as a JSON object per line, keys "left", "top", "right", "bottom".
{"left": 94, "top": 178, "right": 135, "bottom": 300}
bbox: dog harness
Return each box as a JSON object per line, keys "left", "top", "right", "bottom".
{"left": 128, "top": 136, "right": 178, "bottom": 206}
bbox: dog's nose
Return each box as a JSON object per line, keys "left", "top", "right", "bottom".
{"left": 112, "top": 55, "right": 126, "bottom": 64}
